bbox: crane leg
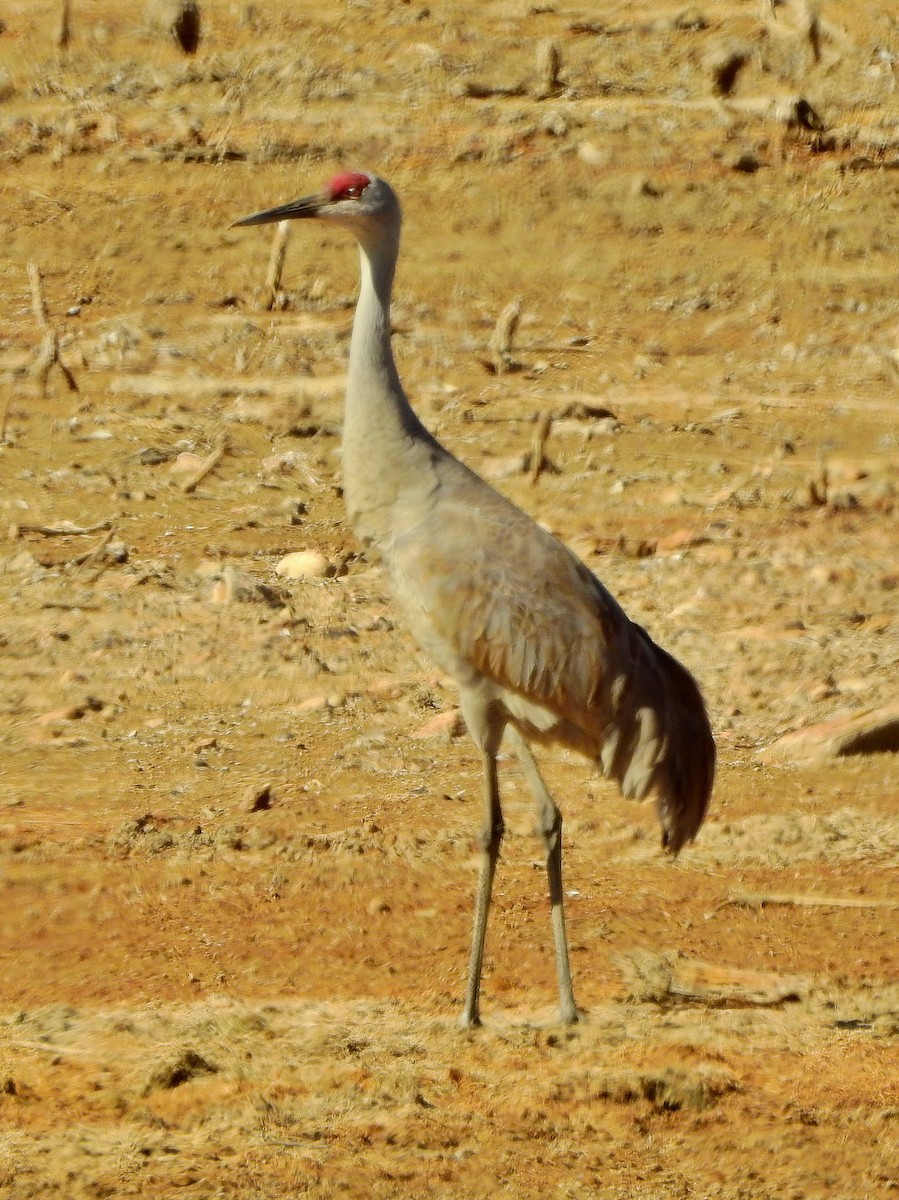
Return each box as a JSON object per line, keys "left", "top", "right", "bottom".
{"left": 507, "top": 727, "right": 579, "bottom": 1024}
{"left": 459, "top": 744, "right": 504, "bottom": 1029}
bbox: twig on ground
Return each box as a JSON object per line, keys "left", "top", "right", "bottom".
{"left": 28, "top": 262, "right": 78, "bottom": 396}
{"left": 70, "top": 528, "right": 115, "bottom": 581}
{"left": 615, "top": 949, "right": 810, "bottom": 1007}
{"left": 726, "top": 890, "right": 899, "bottom": 910}
{"left": 181, "top": 435, "right": 229, "bottom": 493}
{"left": 14, "top": 519, "right": 113, "bottom": 537}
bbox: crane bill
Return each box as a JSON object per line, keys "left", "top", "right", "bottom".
{"left": 231, "top": 193, "right": 325, "bottom": 228}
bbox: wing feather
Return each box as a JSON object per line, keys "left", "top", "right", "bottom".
{"left": 388, "top": 481, "right": 629, "bottom": 728}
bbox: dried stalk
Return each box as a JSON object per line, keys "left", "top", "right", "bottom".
{"left": 10, "top": 1040, "right": 88, "bottom": 1056}
{"left": 616, "top": 949, "right": 808, "bottom": 1008}
{"left": 27, "top": 262, "right": 78, "bottom": 396}
{"left": 15, "top": 519, "right": 113, "bottom": 537}
{"left": 262, "top": 221, "right": 290, "bottom": 311}
{"left": 70, "top": 529, "right": 115, "bottom": 580}
{"left": 181, "top": 435, "right": 228, "bottom": 493}
{"left": 489, "top": 297, "right": 521, "bottom": 375}
{"left": 29, "top": 261, "right": 49, "bottom": 330}
{"left": 727, "top": 890, "right": 899, "bottom": 910}
{"left": 528, "top": 412, "right": 553, "bottom": 485}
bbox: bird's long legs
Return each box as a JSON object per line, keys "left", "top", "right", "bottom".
{"left": 506, "top": 727, "right": 579, "bottom": 1024}
{"left": 459, "top": 746, "right": 504, "bottom": 1029}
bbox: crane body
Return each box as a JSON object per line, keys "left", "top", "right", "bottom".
{"left": 234, "top": 172, "right": 715, "bottom": 1027}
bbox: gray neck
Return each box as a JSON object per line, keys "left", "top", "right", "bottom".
{"left": 341, "top": 219, "right": 440, "bottom": 549}
{"left": 345, "top": 225, "right": 407, "bottom": 415}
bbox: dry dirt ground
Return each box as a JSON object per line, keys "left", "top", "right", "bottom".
{"left": 1, "top": 1, "right": 898, "bottom": 1196}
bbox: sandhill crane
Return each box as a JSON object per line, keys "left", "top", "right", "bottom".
{"left": 233, "top": 172, "right": 715, "bottom": 1028}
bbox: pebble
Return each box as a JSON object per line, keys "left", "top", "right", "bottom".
{"left": 694, "top": 543, "right": 735, "bottom": 564}
{"left": 759, "top": 702, "right": 899, "bottom": 764}
{"left": 367, "top": 678, "right": 405, "bottom": 700}
{"left": 289, "top": 694, "right": 344, "bottom": 714}
{"left": 261, "top": 451, "right": 315, "bottom": 478}
{"left": 209, "top": 577, "right": 231, "bottom": 606}
{"left": 481, "top": 453, "right": 529, "bottom": 481}
{"left": 577, "top": 141, "right": 611, "bottom": 168}
{"left": 194, "top": 560, "right": 223, "bottom": 580}
{"left": 411, "top": 709, "right": 465, "bottom": 740}
{"left": 147, "top": 0, "right": 201, "bottom": 54}
{"left": 275, "top": 550, "right": 330, "bottom": 580}
{"left": 241, "top": 784, "right": 274, "bottom": 813}
{"left": 2, "top": 551, "right": 41, "bottom": 575}
{"left": 658, "top": 485, "right": 687, "bottom": 507}
{"left": 656, "top": 528, "right": 701, "bottom": 553}
{"left": 169, "top": 452, "right": 205, "bottom": 476}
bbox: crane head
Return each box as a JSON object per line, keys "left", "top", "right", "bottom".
{"left": 231, "top": 171, "right": 399, "bottom": 234}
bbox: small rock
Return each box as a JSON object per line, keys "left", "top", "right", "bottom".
{"left": 411, "top": 709, "right": 465, "bottom": 740}
{"left": 807, "top": 563, "right": 843, "bottom": 586}
{"left": 577, "top": 141, "right": 610, "bottom": 168}
{"left": 807, "top": 679, "right": 838, "bottom": 703}
{"left": 657, "top": 528, "right": 703, "bottom": 553}
{"left": 262, "top": 451, "right": 317, "bottom": 481}
{"left": 169, "top": 452, "right": 205, "bottom": 476}
{"left": 706, "top": 41, "right": 752, "bottom": 97}
{"left": 632, "top": 174, "right": 664, "bottom": 198}
{"left": 2, "top": 551, "right": 41, "bottom": 575}
{"left": 366, "top": 896, "right": 391, "bottom": 916}
{"left": 142, "top": 1047, "right": 216, "bottom": 1095}
{"left": 241, "top": 784, "right": 274, "bottom": 813}
{"left": 36, "top": 697, "right": 105, "bottom": 725}
{"left": 275, "top": 550, "right": 330, "bottom": 580}
{"left": 824, "top": 456, "right": 879, "bottom": 485}
{"left": 541, "top": 111, "right": 569, "bottom": 138}
{"left": 694, "top": 542, "right": 735, "bottom": 565}
{"left": 759, "top": 702, "right": 899, "bottom": 764}
{"left": 729, "top": 151, "right": 763, "bottom": 174}
{"left": 290, "top": 695, "right": 331, "bottom": 714}
{"left": 147, "top": 0, "right": 201, "bottom": 53}
{"left": 481, "top": 453, "right": 529, "bottom": 481}
{"left": 367, "top": 678, "right": 405, "bottom": 700}
{"left": 209, "top": 577, "right": 232, "bottom": 606}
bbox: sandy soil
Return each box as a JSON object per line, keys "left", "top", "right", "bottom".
{"left": 1, "top": 1, "right": 897, "bottom": 1196}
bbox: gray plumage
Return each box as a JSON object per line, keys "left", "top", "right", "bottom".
{"left": 233, "top": 172, "right": 715, "bottom": 1026}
